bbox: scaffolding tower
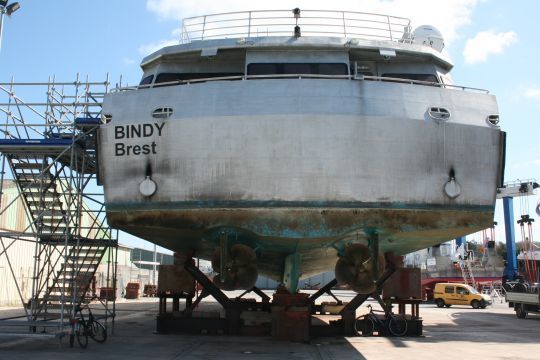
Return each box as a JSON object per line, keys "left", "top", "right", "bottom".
{"left": 0, "top": 76, "right": 118, "bottom": 340}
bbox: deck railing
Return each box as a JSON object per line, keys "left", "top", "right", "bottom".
{"left": 180, "top": 9, "right": 412, "bottom": 44}
{"left": 113, "top": 74, "right": 489, "bottom": 94}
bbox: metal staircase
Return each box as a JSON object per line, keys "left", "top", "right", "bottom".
{"left": 0, "top": 78, "right": 117, "bottom": 337}
{"left": 459, "top": 258, "right": 477, "bottom": 289}
{"left": 3, "top": 135, "right": 109, "bottom": 321}
{"left": 9, "top": 155, "right": 66, "bottom": 235}
{"left": 36, "top": 244, "right": 108, "bottom": 320}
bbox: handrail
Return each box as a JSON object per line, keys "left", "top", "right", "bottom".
{"left": 112, "top": 73, "right": 489, "bottom": 94}
{"left": 180, "top": 9, "right": 412, "bottom": 44}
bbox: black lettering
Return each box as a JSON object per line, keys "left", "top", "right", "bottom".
{"left": 155, "top": 123, "right": 165, "bottom": 136}
{"left": 142, "top": 144, "right": 151, "bottom": 154}
{"left": 115, "top": 126, "right": 125, "bottom": 139}
{"left": 115, "top": 143, "right": 125, "bottom": 156}
{"left": 143, "top": 124, "right": 153, "bottom": 137}
{"left": 115, "top": 140, "right": 157, "bottom": 156}
{"left": 130, "top": 124, "right": 141, "bottom": 138}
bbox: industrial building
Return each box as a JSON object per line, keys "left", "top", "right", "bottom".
{"left": 0, "top": 180, "right": 174, "bottom": 306}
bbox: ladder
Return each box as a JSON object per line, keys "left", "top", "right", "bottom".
{"left": 459, "top": 258, "right": 477, "bottom": 289}
{"left": 8, "top": 155, "right": 67, "bottom": 237}
{"left": 490, "top": 283, "right": 505, "bottom": 303}
{"left": 480, "top": 282, "right": 504, "bottom": 303}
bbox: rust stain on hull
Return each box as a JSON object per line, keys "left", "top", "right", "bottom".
{"left": 108, "top": 207, "right": 494, "bottom": 281}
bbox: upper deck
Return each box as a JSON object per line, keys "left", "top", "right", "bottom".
{"left": 141, "top": 9, "right": 452, "bottom": 70}
{"left": 180, "top": 9, "right": 411, "bottom": 44}
{"left": 119, "top": 10, "right": 499, "bottom": 96}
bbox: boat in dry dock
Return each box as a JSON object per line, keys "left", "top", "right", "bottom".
{"left": 98, "top": 9, "right": 506, "bottom": 292}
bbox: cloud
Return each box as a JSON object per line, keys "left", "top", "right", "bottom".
{"left": 463, "top": 30, "right": 518, "bottom": 64}
{"left": 525, "top": 86, "right": 540, "bottom": 100}
{"left": 511, "top": 158, "right": 540, "bottom": 169}
{"left": 123, "top": 57, "right": 136, "bottom": 65}
{"left": 138, "top": 38, "right": 179, "bottom": 56}
{"left": 145, "top": 0, "right": 482, "bottom": 45}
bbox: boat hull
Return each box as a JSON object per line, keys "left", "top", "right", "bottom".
{"left": 107, "top": 205, "right": 494, "bottom": 280}
{"left": 100, "top": 78, "right": 504, "bottom": 283}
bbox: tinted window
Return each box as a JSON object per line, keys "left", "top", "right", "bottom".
{"left": 155, "top": 73, "right": 183, "bottom": 84}
{"left": 382, "top": 73, "right": 439, "bottom": 83}
{"left": 247, "top": 63, "right": 348, "bottom": 76}
{"left": 155, "top": 72, "right": 244, "bottom": 85}
{"left": 248, "top": 63, "right": 278, "bottom": 75}
{"left": 283, "top": 63, "right": 312, "bottom": 74}
{"left": 319, "top": 63, "right": 348, "bottom": 75}
{"left": 139, "top": 75, "right": 154, "bottom": 86}
{"left": 444, "top": 286, "right": 454, "bottom": 294}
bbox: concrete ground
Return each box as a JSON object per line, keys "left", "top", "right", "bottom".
{"left": 0, "top": 291, "right": 538, "bottom": 359}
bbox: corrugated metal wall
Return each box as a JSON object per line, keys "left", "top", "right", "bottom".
{"left": 0, "top": 181, "right": 100, "bottom": 306}
{"left": 0, "top": 240, "right": 35, "bottom": 307}
{"left": 0, "top": 182, "right": 37, "bottom": 306}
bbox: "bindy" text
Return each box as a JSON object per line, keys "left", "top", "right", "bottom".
{"left": 114, "top": 123, "right": 165, "bottom": 156}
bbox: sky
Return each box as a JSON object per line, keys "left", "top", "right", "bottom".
{"left": 0, "top": 0, "right": 539, "bottom": 251}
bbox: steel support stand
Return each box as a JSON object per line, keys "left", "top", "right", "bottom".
{"left": 184, "top": 259, "right": 241, "bottom": 334}
{"left": 182, "top": 259, "right": 273, "bottom": 335}
{"left": 237, "top": 286, "right": 270, "bottom": 303}
{"left": 184, "top": 260, "right": 231, "bottom": 308}
{"left": 309, "top": 278, "right": 341, "bottom": 311}
{"left": 309, "top": 278, "right": 338, "bottom": 302}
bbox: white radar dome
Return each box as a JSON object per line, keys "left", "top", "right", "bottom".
{"left": 412, "top": 25, "right": 445, "bottom": 52}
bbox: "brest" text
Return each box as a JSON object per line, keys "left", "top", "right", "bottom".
{"left": 114, "top": 123, "right": 165, "bottom": 156}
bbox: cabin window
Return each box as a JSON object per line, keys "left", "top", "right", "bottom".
{"left": 139, "top": 75, "right": 154, "bottom": 86}
{"left": 155, "top": 73, "right": 183, "bottom": 84}
{"left": 247, "top": 63, "right": 348, "bottom": 76}
{"left": 248, "top": 63, "right": 277, "bottom": 75}
{"left": 381, "top": 73, "right": 439, "bottom": 83}
{"left": 283, "top": 63, "right": 312, "bottom": 74}
{"left": 154, "top": 72, "right": 244, "bottom": 85}
{"left": 319, "top": 63, "right": 349, "bottom": 75}
{"left": 444, "top": 286, "right": 454, "bottom": 294}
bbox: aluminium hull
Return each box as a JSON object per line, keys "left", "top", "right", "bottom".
{"left": 99, "top": 78, "right": 504, "bottom": 281}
